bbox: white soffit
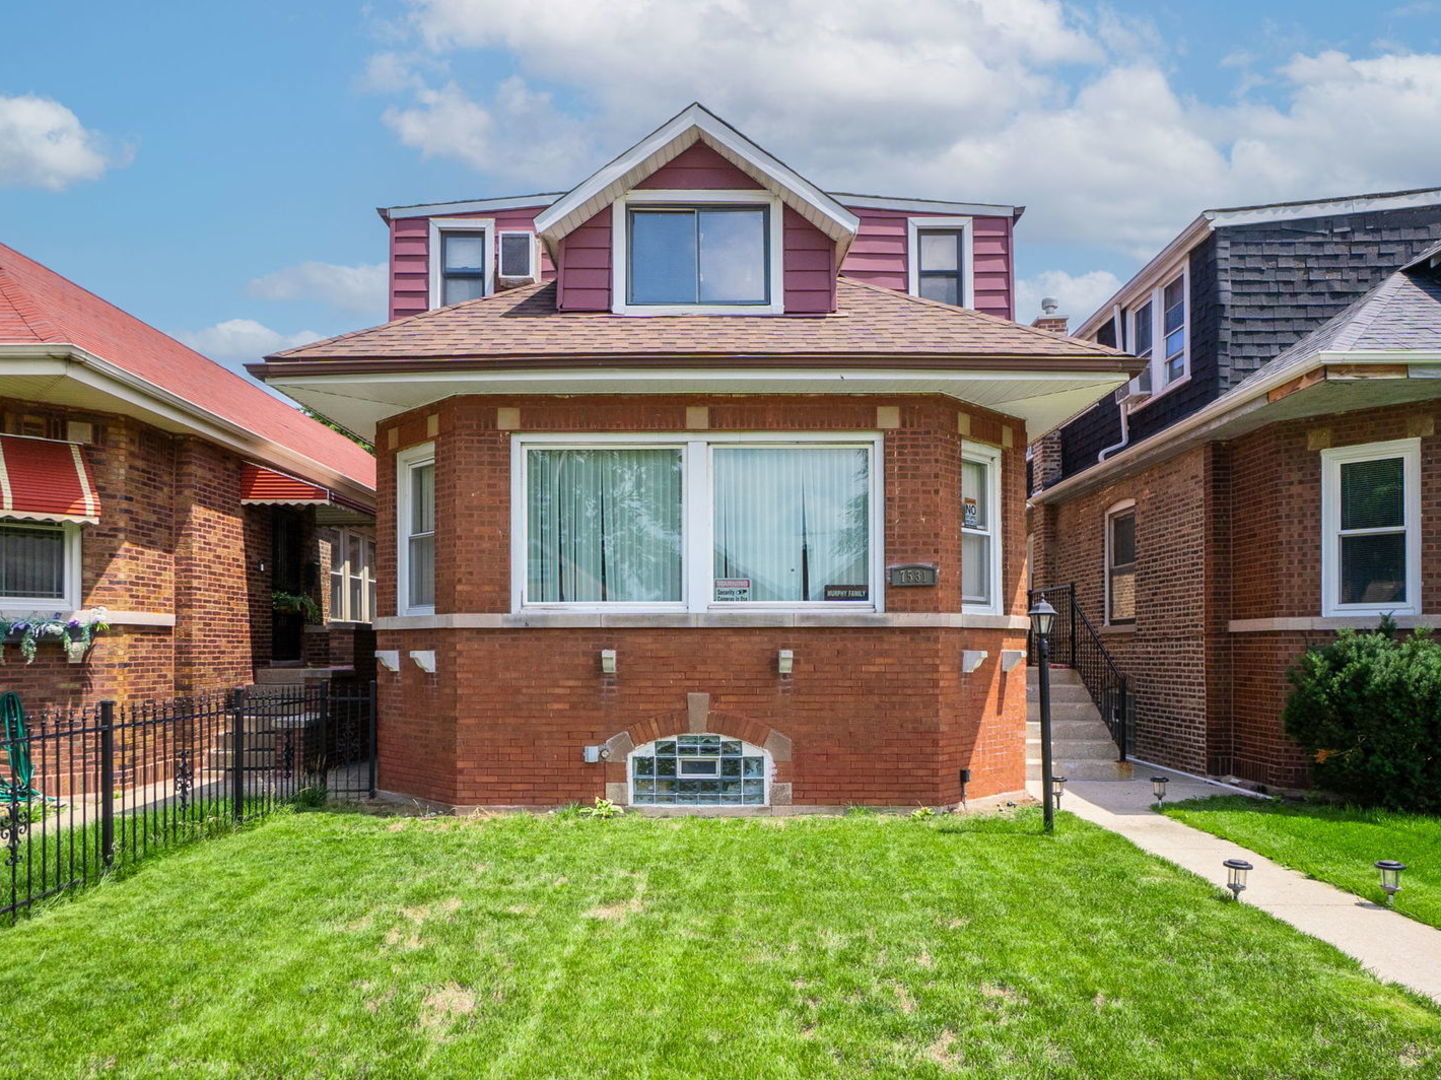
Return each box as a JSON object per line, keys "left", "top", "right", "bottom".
{"left": 533, "top": 104, "right": 861, "bottom": 257}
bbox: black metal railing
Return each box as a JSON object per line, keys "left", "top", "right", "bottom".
{"left": 1027, "top": 584, "right": 1132, "bottom": 760}
{"left": 0, "top": 680, "right": 375, "bottom": 925}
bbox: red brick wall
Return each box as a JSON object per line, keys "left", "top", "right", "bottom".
{"left": 1031, "top": 399, "right": 1441, "bottom": 789}
{"left": 375, "top": 393, "right": 1029, "bottom": 807}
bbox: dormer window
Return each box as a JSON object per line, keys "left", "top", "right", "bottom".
{"left": 498, "top": 231, "right": 536, "bottom": 281}
{"left": 611, "top": 191, "right": 784, "bottom": 315}
{"left": 428, "top": 218, "right": 495, "bottom": 308}
{"left": 908, "top": 217, "right": 974, "bottom": 308}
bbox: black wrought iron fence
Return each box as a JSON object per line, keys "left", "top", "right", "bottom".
{"left": 1027, "top": 584, "right": 1132, "bottom": 760}
{"left": 0, "top": 680, "right": 375, "bottom": 925}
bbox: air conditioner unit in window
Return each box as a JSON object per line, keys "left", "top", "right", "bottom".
{"left": 1113, "top": 367, "right": 1152, "bottom": 406}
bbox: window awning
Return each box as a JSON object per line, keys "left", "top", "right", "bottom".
{"left": 241, "top": 464, "right": 371, "bottom": 514}
{"left": 0, "top": 435, "right": 100, "bottom": 524}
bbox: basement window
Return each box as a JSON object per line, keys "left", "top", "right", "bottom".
{"left": 630, "top": 734, "right": 768, "bottom": 806}
{"left": 1321, "top": 438, "right": 1420, "bottom": 617}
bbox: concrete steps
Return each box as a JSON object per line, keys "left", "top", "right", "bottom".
{"left": 1025, "top": 666, "right": 1130, "bottom": 782}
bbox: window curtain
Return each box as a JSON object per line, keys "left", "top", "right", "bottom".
{"left": 0, "top": 524, "right": 65, "bottom": 599}
{"left": 408, "top": 463, "right": 435, "bottom": 608}
{"left": 712, "top": 447, "right": 868, "bottom": 602}
{"left": 961, "top": 457, "right": 992, "bottom": 605}
{"left": 527, "top": 449, "right": 683, "bottom": 603}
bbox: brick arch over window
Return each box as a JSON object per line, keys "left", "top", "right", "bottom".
{"left": 600, "top": 694, "right": 794, "bottom": 803}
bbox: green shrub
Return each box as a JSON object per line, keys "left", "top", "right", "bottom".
{"left": 1283, "top": 619, "right": 1441, "bottom": 811}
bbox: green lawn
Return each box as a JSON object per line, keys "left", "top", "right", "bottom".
{"left": 0, "top": 809, "right": 1438, "bottom": 1079}
{"left": 1165, "top": 795, "right": 1441, "bottom": 929}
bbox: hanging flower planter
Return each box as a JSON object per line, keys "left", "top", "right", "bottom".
{"left": 0, "top": 607, "right": 110, "bottom": 664}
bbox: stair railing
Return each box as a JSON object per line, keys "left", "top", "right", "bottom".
{"left": 1026, "top": 584, "right": 1131, "bottom": 761}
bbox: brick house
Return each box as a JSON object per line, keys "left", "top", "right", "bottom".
{"left": 0, "top": 241, "right": 377, "bottom": 711}
{"left": 1029, "top": 190, "right": 1441, "bottom": 789}
{"left": 254, "top": 104, "right": 1137, "bottom": 811}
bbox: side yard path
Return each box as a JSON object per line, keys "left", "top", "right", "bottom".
{"left": 1057, "top": 770, "right": 1441, "bottom": 1003}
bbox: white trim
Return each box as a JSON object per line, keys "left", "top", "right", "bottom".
{"left": 961, "top": 442, "right": 1002, "bottom": 616}
{"left": 610, "top": 191, "right": 785, "bottom": 315}
{"left": 383, "top": 193, "right": 564, "bottom": 219}
{"left": 497, "top": 230, "right": 537, "bottom": 280}
{"left": 512, "top": 431, "right": 883, "bottom": 615}
{"left": 375, "top": 611, "right": 1032, "bottom": 631}
{"left": 1118, "top": 263, "right": 1190, "bottom": 412}
{"left": 325, "top": 526, "right": 376, "bottom": 624}
{"left": 1319, "top": 437, "right": 1421, "bottom": 617}
{"left": 396, "top": 442, "right": 436, "bottom": 616}
{"left": 906, "top": 216, "right": 975, "bottom": 308}
{"left": 427, "top": 217, "right": 495, "bottom": 310}
{"left": 534, "top": 103, "right": 859, "bottom": 255}
{"left": 1103, "top": 499, "right": 1136, "bottom": 627}
{"left": 832, "top": 193, "right": 1020, "bottom": 217}
{"left": 0, "top": 520, "right": 81, "bottom": 610}
{"left": 626, "top": 734, "right": 773, "bottom": 808}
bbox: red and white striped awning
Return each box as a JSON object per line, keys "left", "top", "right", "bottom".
{"left": 0, "top": 435, "right": 100, "bottom": 524}
{"left": 241, "top": 464, "right": 371, "bottom": 514}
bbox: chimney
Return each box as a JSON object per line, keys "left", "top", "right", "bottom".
{"left": 1031, "top": 296, "right": 1068, "bottom": 335}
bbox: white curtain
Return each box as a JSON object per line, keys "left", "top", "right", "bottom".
{"left": 713, "top": 447, "right": 868, "bottom": 602}
{"left": 527, "top": 449, "right": 682, "bottom": 603}
{"left": 0, "top": 523, "right": 65, "bottom": 600}
{"left": 407, "top": 463, "right": 435, "bottom": 608}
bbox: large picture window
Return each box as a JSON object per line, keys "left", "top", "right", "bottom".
{"left": 1321, "top": 439, "right": 1420, "bottom": 616}
{"left": 516, "top": 435, "right": 879, "bottom": 612}
{"left": 397, "top": 444, "right": 436, "bottom": 615}
{"left": 627, "top": 206, "right": 769, "bottom": 306}
{"left": 0, "top": 522, "right": 73, "bottom": 606}
{"left": 1105, "top": 502, "right": 1136, "bottom": 625}
{"left": 961, "top": 445, "right": 1002, "bottom": 614}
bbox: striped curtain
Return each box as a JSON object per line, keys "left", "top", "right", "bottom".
{"left": 713, "top": 447, "right": 869, "bottom": 602}
{"left": 527, "top": 449, "right": 683, "bottom": 603}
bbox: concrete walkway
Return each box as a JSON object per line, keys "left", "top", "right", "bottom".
{"left": 1031, "top": 767, "right": 1441, "bottom": 1004}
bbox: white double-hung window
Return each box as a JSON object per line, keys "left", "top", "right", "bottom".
{"left": 397, "top": 444, "right": 436, "bottom": 615}
{"left": 961, "top": 444, "right": 1002, "bottom": 615}
{"left": 1320, "top": 438, "right": 1420, "bottom": 617}
{"left": 1118, "top": 266, "right": 1189, "bottom": 399}
{"left": 328, "top": 529, "right": 377, "bottom": 623}
{"left": 0, "top": 521, "right": 79, "bottom": 608}
{"left": 515, "top": 433, "right": 880, "bottom": 612}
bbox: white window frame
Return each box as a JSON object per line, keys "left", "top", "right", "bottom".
{"left": 627, "top": 735, "right": 773, "bottom": 807}
{"left": 907, "top": 216, "right": 975, "bottom": 308}
{"left": 1103, "top": 499, "right": 1137, "bottom": 626}
{"left": 1113, "top": 262, "right": 1190, "bottom": 408}
{"left": 327, "top": 528, "right": 376, "bottom": 624}
{"left": 396, "top": 442, "right": 436, "bottom": 616}
{"left": 1320, "top": 438, "right": 1421, "bottom": 617}
{"left": 497, "top": 230, "right": 537, "bottom": 281}
{"left": 511, "top": 431, "right": 884, "bottom": 614}
{"left": 0, "top": 520, "right": 81, "bottom": 611}
{"left": 610, "top": 190, "right": 786, "bottom": 315}
{"left": 961, "top": 442, "right": 1003, "bottom": 616}
{"left": 428, "top": 217, "right": 495, "bottom": 309}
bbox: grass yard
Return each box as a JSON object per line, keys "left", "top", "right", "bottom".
{"left": 0, "top": 809, "right": 1438, "bottom": 1080}
{"left": 1165, "top": 795, "right": 1441, "bottom": 929}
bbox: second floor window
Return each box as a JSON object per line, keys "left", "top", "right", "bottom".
{"left": 626, "top": 206, "right": 769, "bottom": 306}
{"left": 439, "top": 232, "right": 487, "bottom": 305}
{"left": 1120, "top": 269, "right": 1189, "bottom": 398}
{"left": 916, "top": 230, "right": 965, "bottom": 306}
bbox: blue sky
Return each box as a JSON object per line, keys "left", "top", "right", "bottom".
{"left": 3, "top": 0, "right": 1441, "bottom": 379}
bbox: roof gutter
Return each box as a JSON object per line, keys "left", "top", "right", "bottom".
{"left": 0, "top": 343, "right": 375, "bottom": 510}
{"left": 1031, "top": 351, "right": 1441, "bottom": 505}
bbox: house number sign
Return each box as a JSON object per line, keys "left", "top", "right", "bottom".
{"left": 887, "top": 564, "right": 939, "bottom": 587}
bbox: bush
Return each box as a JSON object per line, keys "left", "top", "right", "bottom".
{"left": 1284, "top": 619, "right": 1441, "bottom": 811}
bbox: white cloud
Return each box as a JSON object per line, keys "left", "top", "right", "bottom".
{"left": 0, "top": 94, "right": 121, "bottom": 190}
{"left": 178, "top": 319, "right": 322, "bottom": 374}
{"left": 247, "top": 261, "right": 387, "bottom": 316}
{"left": 369, "top": 2, "right": 1441, "bottom": 261}
{"left": 1015, "top": 269, "right": 1123, "bottom": 325}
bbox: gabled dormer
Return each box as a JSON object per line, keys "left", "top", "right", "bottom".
{"left": 377, "top": 104, "right": 1023, "bottom": 321}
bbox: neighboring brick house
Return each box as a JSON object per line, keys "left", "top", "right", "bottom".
{"left": 1029, "top": 190, "right": 1441, "bottom": 789}
{"left": 0, "top": 241, "right": 377, "bottom": 712}
{"left": 254, "top": 104, "right": 1137, "bottom": 811}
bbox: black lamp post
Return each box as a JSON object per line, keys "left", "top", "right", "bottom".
{"left": 1375, "top": 860, "right": 1407, "bottom": 905}
{"left": 1151, "top": 776, "right": 1169, "bottom": 805}
{"left": 1029, "top": 597, "right": 1058, "bottom": 834}
{"left": 1224, "top": 858, "right": 1253, "bottom": 901}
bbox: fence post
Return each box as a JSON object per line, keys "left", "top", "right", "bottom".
{"left": 367, "top": 679, "right": 378, "bottom": 799}
{"left": 315, "top": 680, "right": 329, "bottom": 794}
{"left": 229, "top": 687, "right": 245, "bottom": 823}
{"left": 99, "top": 700, "right": 116, "bottom": 869}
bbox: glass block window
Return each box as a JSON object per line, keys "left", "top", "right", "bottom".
{"left": 630, "top": 734, "right": 767, "bottom": 806}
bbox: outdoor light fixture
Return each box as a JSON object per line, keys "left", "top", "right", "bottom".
{"left": 777, "top": 649, "right": 794, "bottom": 676}
{"left": 1375, "top": 860, "right": 1407, "bottom": 905}
{"left": 1151, "top": 776, "right": 1169, "bottom": 804}
{"left": 1050, "top": 775, "right": 1067, "bottom": 806}
{"left": 1028, "top": 596, "right": 1060, "bottom": 834}
{"left": 1223, "top": 858, "right": 1253, "bottom": 901}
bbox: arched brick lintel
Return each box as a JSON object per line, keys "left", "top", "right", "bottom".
{"left": 601, "top": 706, "right": 794, "bottom": 796}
